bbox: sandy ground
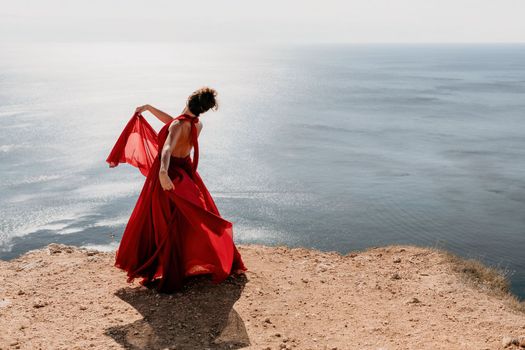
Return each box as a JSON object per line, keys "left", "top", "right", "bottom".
{"left": 0, "top": 243, "right": 524, "bottom": 350}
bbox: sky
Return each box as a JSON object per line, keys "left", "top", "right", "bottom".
{"left": 1, "top": 0, "right": 524, "bottom": 44}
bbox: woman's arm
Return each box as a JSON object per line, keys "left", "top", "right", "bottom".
{"left": 158, "top": 121, "right": 183, "bottom": 191}
{"left": 135, "top": 104, "right": 174, "bottom": 124}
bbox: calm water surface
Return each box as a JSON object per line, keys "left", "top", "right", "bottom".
{"left": 0, "top": 43, "right": 524, "bottom": 298}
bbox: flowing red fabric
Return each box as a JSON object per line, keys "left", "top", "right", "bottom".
{"left": 106, "top": 113, "right": 159, "bottom": 177}
{"left": 106, "top": 112, "right": 247, "bottom": 292}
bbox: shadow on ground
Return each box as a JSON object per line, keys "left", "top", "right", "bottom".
{"left": 105, "top": 274, "right": 250, "bottom": 350}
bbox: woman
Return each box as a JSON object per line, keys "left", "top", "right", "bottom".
{"left": 106, "top": 87, "right": 247, "bottom": 293}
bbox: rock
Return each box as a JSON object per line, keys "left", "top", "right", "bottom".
{"left": 33, "top": 300, "right": 48, "bottom": 308}
{"left": 264, "top": 317, "right": 272, "bottom": 324}
{"left": 506, "top": 335, "right": 525, "bottom": 347}
{"left": 391, "top": 273, "right": 401, "bottom": 280}
{"left": 393, "top": 257, "right": 402, "bottom": 263}
{"left": 519, "top": 336, "right": 525, "bottom": 346}
{"left": 48, "top": 243, "right": 64, "bottom": 254}
{"left": 406, "top": 297, "right": 421, "bottom": 304}
{"left": 502, "top": 336, "right": 519, "bottom": 347}
{"left": 316, "top": 264, "right": 328, "bottom": 272}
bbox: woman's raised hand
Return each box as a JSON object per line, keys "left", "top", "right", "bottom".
{"left": 135, "top": 105, "right": 150, "bottom": 115}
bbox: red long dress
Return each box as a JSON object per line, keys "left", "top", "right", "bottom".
{"left": 106, "top": 112, "right": 247, "bottom": 292}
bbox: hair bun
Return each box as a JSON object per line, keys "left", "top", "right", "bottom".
{"left": 187, "top": 87, "right": 218, "bottom": 116}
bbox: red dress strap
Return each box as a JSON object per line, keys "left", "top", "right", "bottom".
{"left": 174, "top": 114, "right": 200, "bottom": 173}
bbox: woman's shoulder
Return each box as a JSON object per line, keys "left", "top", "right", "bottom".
{"left": 168, "top": 116, "right": 202, "bottom": 131}
{"left": 167, "top": 118, "right": 185, "bottom": 133}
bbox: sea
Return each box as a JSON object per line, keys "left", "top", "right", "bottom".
{"left": 0, "top": 42, "right": 524, "bottom": 298}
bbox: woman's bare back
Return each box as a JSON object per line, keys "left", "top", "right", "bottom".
{"left": 170, "top": 119, "right": 203, "bottom": 158}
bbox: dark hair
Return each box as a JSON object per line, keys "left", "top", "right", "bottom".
{"left": 187, "top": 87, "right": 218, "bottom": 116}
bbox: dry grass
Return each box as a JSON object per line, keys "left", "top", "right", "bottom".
{"left": 360, "top": 243, "right": 525, "bottom": 314}
{"left": 434, "top": 246, "right": 525, "bottom": 314}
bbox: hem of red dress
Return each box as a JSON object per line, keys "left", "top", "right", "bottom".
{"left": 115, "top": 258, "right": 248, "bottom": 288}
